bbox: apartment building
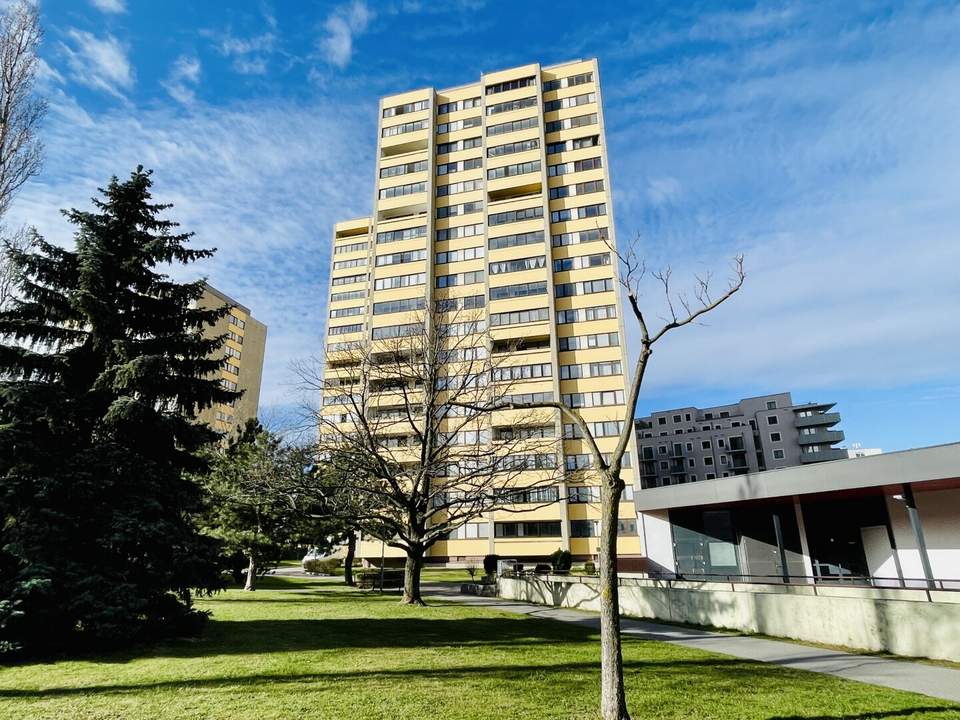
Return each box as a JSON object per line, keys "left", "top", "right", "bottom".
{"left": 635, "top": 392, "right": 845, "bottom": 489}
{"left": 322, "top": 59, "right": 641, "bottom": 567}
{"left": 197, "top": 283, "right": 267, "bottom": 436}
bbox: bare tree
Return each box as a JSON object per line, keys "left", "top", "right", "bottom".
{"left": 0, "top": 0, "right": 45, "bottom": 219}
{"left": 0, "top": 224, "right": 32, "bottom": 310}
{"left": 294, "top": 307, "right": 562, "bottom": 604}
{"left": 499, "top": 241, "right": 745, "bottom": 720}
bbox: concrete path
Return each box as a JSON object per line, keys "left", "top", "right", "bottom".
{"left": 424, "top": 583, "right": 960, "bottom": 704}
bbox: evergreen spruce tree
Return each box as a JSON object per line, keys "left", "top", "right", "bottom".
{"left": 0, "top": 167, "right": 233, "bottom": 655}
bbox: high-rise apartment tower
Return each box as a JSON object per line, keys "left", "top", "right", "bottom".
{"left": 323, "top": 59, "right": 640, "bottom": 567}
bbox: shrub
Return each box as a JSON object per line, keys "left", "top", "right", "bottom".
{"left": 465, "top": 563, "right": 478, "bottom": 581}
{"left": 550, "top": 549, "right": 572, "bottom": 574}
{"left": 303, "top": 558, "right": 341, "bottom": 575}
{"left": 583, "top": 561, "right": 597, "bottom": 575}
{"left": 483, "top": 554, "right": 500, "bottom": 576}
{"left": 534, "top": 564, "right": 551, "bottom": 575}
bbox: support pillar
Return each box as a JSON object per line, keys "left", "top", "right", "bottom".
{"left": 793, "top": 497, "right": 815, "bottom": 582}
{"left": 902, "top": 483, "right": 935, "bottom": 588}
{"left": 772, "top": 511, "right": 790, "bottom": 583}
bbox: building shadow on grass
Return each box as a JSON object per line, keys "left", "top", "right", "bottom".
{"left": 769, "top": 709, "right": 956, "bottom": 719}
{"left": 0, "top": 657, "right": 747, "bottom": 700}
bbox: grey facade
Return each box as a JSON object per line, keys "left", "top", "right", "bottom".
{"left": 635, "top": 392, "right": 845, "bottom": 489}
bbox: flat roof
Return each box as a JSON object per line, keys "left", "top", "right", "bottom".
{"left": 202, "top": 282, "right": 250, "bottom": 315}
{"left": 634, "top": 442, "right": 960, "bottom": 511}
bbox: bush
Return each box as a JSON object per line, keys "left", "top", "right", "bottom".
{"left": 534, "top": 564, "right": 551, "bottom": 575}
{"left": 303, "top": 558, "right": 341, "bottom": 575}
{"left": 583, "top": 561, "right": 597, "bottom": 575}
{"left": 483, "top": 554, "right": 500, "bottom": 576}
{"left": 550, "top": 549, "right": 572, "bottom": 574}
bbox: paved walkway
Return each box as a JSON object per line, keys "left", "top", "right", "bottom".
{"left": 424, "top": 583, "right": 960, "bottom": 704}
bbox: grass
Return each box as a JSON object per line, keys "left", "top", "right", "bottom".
{"left": 0, "top": 576, "right": 957, "bottom": 720}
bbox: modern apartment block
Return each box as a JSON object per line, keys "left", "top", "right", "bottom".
{"left": 635, "top": 392, "right": 845, "bottom": 489}
{"left": 322, "top": 59, "right": 641, "bottom": 567}
{"left": 197, "top": 283, "right": 267, "bottom": 436}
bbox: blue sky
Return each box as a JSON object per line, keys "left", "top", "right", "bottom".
{"left": 10, "top": 0, "right": 960, "bottom": 451}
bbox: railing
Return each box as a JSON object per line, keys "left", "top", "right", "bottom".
{"left": 501, "top": 570, "right": 960, "bottom": 597}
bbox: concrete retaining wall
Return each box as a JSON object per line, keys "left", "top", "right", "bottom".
{"left": 499, "top": 575, "right": 960, "bottom": 662}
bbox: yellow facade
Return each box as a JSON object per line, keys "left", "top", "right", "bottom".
{"left": 323, "top": 59, "right": 642, "bottom": 567}
{"left": 197, "top": 284, "right": 267, "bottom": 438}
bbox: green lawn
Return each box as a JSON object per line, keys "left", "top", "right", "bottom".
{"left": 1, "top": 576, "right": 957, "bottom": 720}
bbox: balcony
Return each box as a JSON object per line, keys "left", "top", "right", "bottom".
{"left": 799, "top": 448, "right": 849, "bottom": 464}
{"left": 794, "top": 411, "right": 841, "bottom": 428}
{"left": 798, "top": 429, "right": 845, "bottom": 445}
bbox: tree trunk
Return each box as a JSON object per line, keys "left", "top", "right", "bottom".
{"left": 243, "top": 553, "right": 257, "bottom": 592}
{"left": 599, "top": 478, "right": 630, "bottom": 720}
{"left": 401, "top": 548, "right": 425, "bottom": 605}
{"left": 344, "top": 530, "right": 356, "bottom": 586}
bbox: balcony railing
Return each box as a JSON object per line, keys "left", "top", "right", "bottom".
{"left": 798, "top": 429, "right": 845, "bottom": 445}
{"left": 799, "top": 447, "right": 849, "bottom": 463}
{"left": 794, "top": 411, "right": 841, "bottom": 428}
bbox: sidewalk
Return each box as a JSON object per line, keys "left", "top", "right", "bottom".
{"left": 424, "top": 583, "right": 960, "bottom": 704}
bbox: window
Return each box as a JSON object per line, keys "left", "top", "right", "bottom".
{"left": 376, "top": 225, "right": 426, "bottom": 244}
{"left": 559, "top": 360, "right": 621, "bottom": 379}
{"left": 436, "top": 270, "right": 484, "bottom": 288}
{"left": 770, "top": 432, "right": 782, "bottom": 442}
{"left": 488, "top": 230, "right": 544, "bottom": 250}
{"left": 500, "top": 391, "right": 553, "bottom": 404}
{"left": 688, "top": 458, "right": 695, "bottom": 467}
{"left": 657, "top": 417, "right": 667, "bottom": 426}
{"left": 435, "top": 294, "right": 484, "bottom": 312}
{"left": 437, "top": 178, "right": 484, "bottom": 197}
{"left": 704, "top": 413, "right": 714, "bottom": 420}
{"left": 488, "top": 138, "right": 539, "bottom": 157}
{"left": 228, "top": 314, "right": 246, "bottom": 330}
{"left": 224, "top": 345, "right": 241, "bottom": 360}
{"left": 706, "top": 473, "right": 716, "bottom": 480}
{"left": 437, "top": 137, "right": 482, "bottom": 155}
{"left": 371, "top": 323, "right": 419, "bottom": 340}
{"left": 545, "top": 112, "right": 598, "bottom": 133}
{"left": 551, "top": 203, "right": 607, "bottom": 223}
{"left": 542, "top": 72, "right": 593, "bottom": 91}
{"left": 720, "top": 455, "right": 728, "bottom": 465}
{"left": 437, "top": 157, "right": 483, "bottom": 175}
{"left": 685, "top": 442, "right": 693, "bottom": 451}
{"left": 487, "top": 116, "right": 539, "bottom": 136}
{"left": 557, "top": 332, "right": 618, "bottom": 351}
{"left": 486, "top": 96, "right": 537, "bottom": 116}
{"left": 330, "top": 306, "right": 363, "bottom": 318}
{"left": 767, "top": 400, "right": 777, "bottom": 410}
{"left": 563, "top": 420, "right": 623, "bottom": 438}
{"left": 487, "top": 159, "right": 541, "bottom": 181}
{"left": 382, "top": 119, "right": 428, "bottom": 137}
{"left": 437, "top": 97, "right": 480, "bottom": 115}
{"left": 570, "top": 520, "right": 598, "bottom": 538}
{"left": 701, "top": 440, "right": 711, "bottom": 450}
{"left": 488, "top": 206, "right": 543, "bottom": 226}
{"left": 568, "top": 486, "right": 600, "bottom": 504}
{"left": 489, "top": 281, "right": 548, "bottom": 301}
{"left": 543, "top": 92, "right": 596, "bottom": 112}
{"left": 436, "top": 116, "right": 482, "bottom": 134}
{"left": 673, "top": 414, "right": 682, "bottom": 423}
{"left": 552, "top": 252, "right": 611, "bottom": 272}
{"left": 221, "top": 359, "right": 240, "bottom": 374}
{"left": 436, "top": 201, "right": 483, "bottom": 219}
{"left": 492, "top": 363, "right": 552, "bottom": 382}
{"left": 373, "top": 272, "right": 425, "bottom": 290}
{"left": 436, "top": 246, "right": 484, "bottom": 264}
{"left": 333, "top": 257, "right": 367, "bottom": 270}
{"left": 552, "top": 227, "right": 609, "bottom": 247}
{"left": 373, "top": 297, "right": 425, "bottom": 315}
{"left": 773, "top": 449, "right": 785, "bottom": 460}
{"left": 329, "top": 323, "right": 363, "bottom": 336}
{"left": 549, "top": 179, "right": 605, "bottom": 200}
{"left": 555, "top": 304, "right": 616, "bottom": 324}
{"left": 383, "top": 99, "right": 429, "bottom": 118}
{"left": 659, "top": 461, "right": 669, "bottom": 470}
{"left": 658, "top": 446, "right": 667, "bottom": 455}
{"left": 380, "top": 160, "right": 428, "bottom": 178}
{"left": 767, "top": 415, "right": 779, "bottom": 425}
{"left": 330, "top": 273, "right": 366, "bottom": 287}
{"left": 486, "top": 76, "right": 536, "bottom": 95}
{"left": 489, "top": 307, "right": 549, "bottom": 326}
{"left": 489, "top": 255, "right": 545, "bottom": 275}
{"left": 375, "top": 249, "right": 426, "bottom": 266}
{"left": 221, "top": 378, "right": 238, "bottom": 392}
{"left": 718, "top": 438, "right": 726, "bottom": 448}
{"left": 334, "top": 240, "right": 368, "bottom": 254}
{"left": 554, "top": 278, "right": 614, "bottom": 297}
{"left": 494, "top": 425, "right": 554, "bottom": 441}
{"left": 436, "top": 223, "right": 484, "bottom": 241}
{"left": 704, "top": 457, "right": 714, "bottom": 466}
{"left": 546, "top": 135, "right": 600, "bottom": 154}
{"left": 445, "top": 522, "right": 489, "bottom": 540}
{"left": 547, "top": 156, "right": 602, "bottom": 177}
{"left": 560, "top": 390, "right": 625, "bottom": 408}
{"left": 618, "top": 519, "right": 638, "bottom": 536}
{"left": 494, "top": 521, "right": 561, "bottom": 538}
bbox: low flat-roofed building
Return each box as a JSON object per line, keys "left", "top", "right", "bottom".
{"left": 634, "top": 442, "right": 960, "bottom": 588}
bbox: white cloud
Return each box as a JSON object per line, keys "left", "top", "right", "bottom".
{"left": 59, "top": 29, "right": 133, "bottom": 99}
{"left": 319, "top": 0, "right": 373, "bottom": 68}
{"left": 161, "top": 55, "right": 201, "bottom": 105}
{"left": 645, "top": 177, "right": 682, "bottom": 206}
{"left": 89, "top": 0, "right": 125, "bottom": 13}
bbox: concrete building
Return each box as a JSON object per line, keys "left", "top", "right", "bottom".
{"left": 847, "top": 443, "right": 883, "bottom": 459}
{"left": 635, "top": 442, "right": 960, "bottom": 587}
{"left": 635, "top": 392, "right": 846, "bottom": 489}
{"left": 321, "top": 59, "right": 640, "bottom": 567}
{"left": 197, "top": 283, "right": 267, "bottom": 436}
